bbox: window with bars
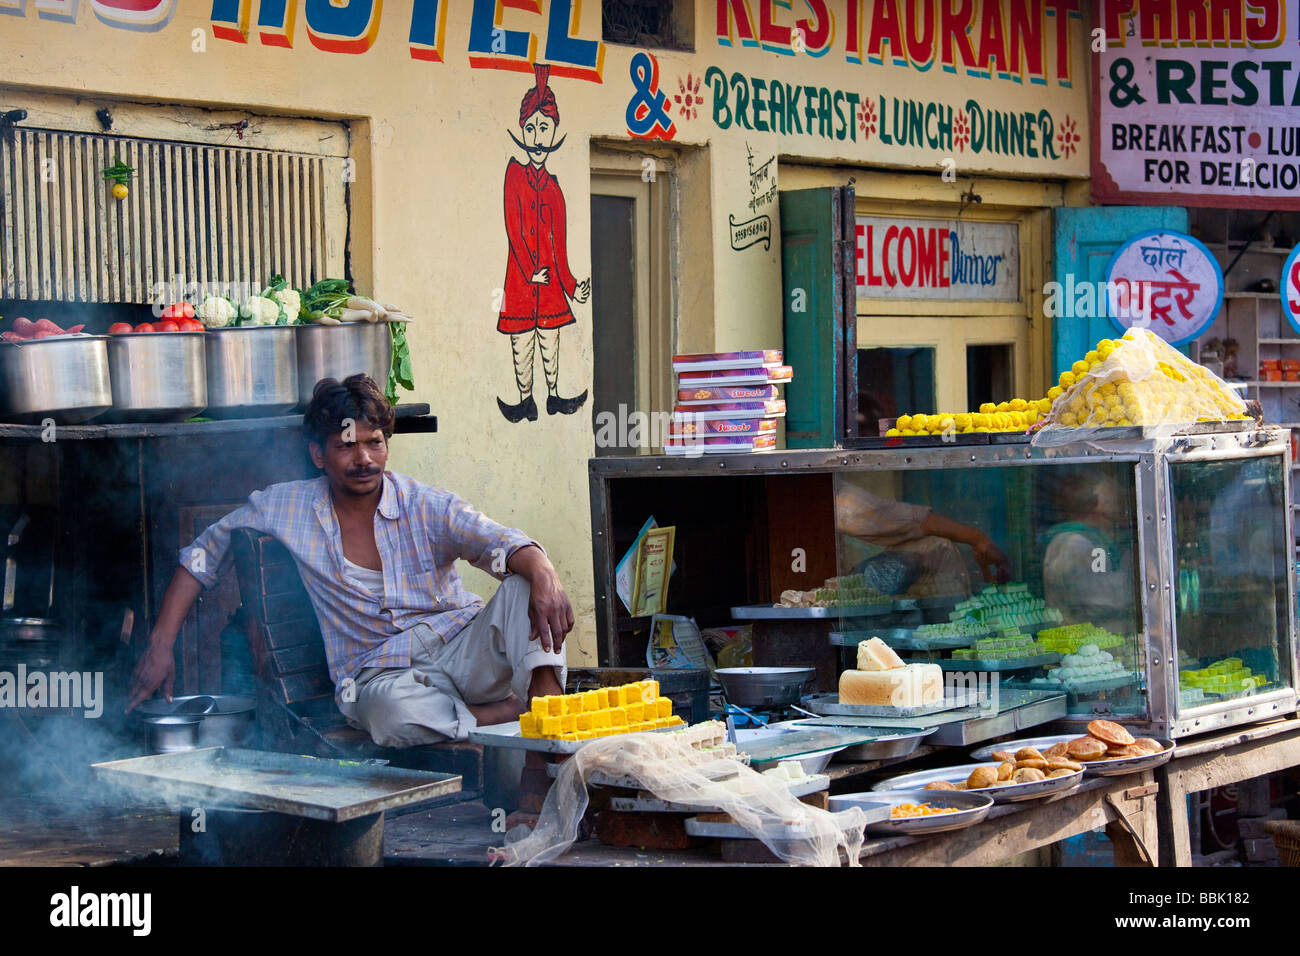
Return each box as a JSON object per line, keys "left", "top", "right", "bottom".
{"left": 602, "top": 0, "right": 693, "bottom": 50}
{"left": 0, "top": 127, "right": 348, "bottom": 304}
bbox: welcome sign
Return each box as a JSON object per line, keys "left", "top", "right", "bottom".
{"left": 855, "top": 217, "right": 1020, "bottom": 301}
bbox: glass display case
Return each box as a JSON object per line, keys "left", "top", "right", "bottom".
{"left": 589, "top": 423, "right": 1298, "bottom": 738}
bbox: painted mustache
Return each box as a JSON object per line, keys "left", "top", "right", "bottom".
{"left": 509, "top": 130, "right": 567, "bottom": 155}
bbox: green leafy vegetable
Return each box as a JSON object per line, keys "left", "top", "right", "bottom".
{"left": 298, "top": 278, "right": 353, "bottom": 324}
{"left": 387, "top": 322, "right": 414, "bottom": 404}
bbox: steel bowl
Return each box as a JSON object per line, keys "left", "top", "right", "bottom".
{"left": 143, "top": 715, "right": 202, "bottom": 754}
{"left": 104, "top": 331, "right": 207, "bottom": 422}
{"left": 203, "top": 326, "right": 298, "bottom": 418}
{"left": 295, "top": 321, "right": 392, "bottom": 408}
{"left": 0, "top": 335, "right": 112, "bottom": 424}
{"left": 136, "top": 694, "right": 257, "bottom": 748}
{"left": 716, "top": 666, "right": 816, "bottom": 709}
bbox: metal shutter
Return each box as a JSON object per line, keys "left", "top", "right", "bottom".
{"left": 0, "top": 127, "right": 347, "bottom": 303}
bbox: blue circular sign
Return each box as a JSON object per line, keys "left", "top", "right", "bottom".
{"left": 1103, "top": 230, "right": 1224, "bottom": 347}
{"left": 1282, "top": 243, "right": 1300, "bottom": 336}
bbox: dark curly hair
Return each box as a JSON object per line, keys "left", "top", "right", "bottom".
{"left": 302, "top": 374, "right": 395, "bottom": 446}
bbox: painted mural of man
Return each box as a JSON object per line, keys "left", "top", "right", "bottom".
{"left": 496, "top": 65, "right": 592, "bottom": 423}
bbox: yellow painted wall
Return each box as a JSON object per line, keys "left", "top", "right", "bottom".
{"left": 0, "top": 0, "right": 1090, "bottom": 664}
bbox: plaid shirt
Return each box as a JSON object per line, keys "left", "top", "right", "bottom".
{"left": 179, "top": 471, "right": 539, "bottom": 689}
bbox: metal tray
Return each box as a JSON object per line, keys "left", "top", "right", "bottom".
{"left": 802, "top": 689, "right": 984, "bottom": 718}
{"left": 1010, "top": 674, "right": 1139, "bottom": 695}
{"left": 684, "top": 803, "right": 889, "bottom": 840}
{"left": 829, "top": 628, "right": 988, "bottom": 651}
{"left": 468, "top": 721, "right": 672, "bottom": 754}
{"left": 832, "top": 788, "right": 995, "bottom": 835}
{"left": 924, "top": 689, "right": 1066, "bottom": 746}
{"left": 872, "top": 764, "right": 1084, "bottom": 803}
{"left": 91, "top": 747, "right": 462, "bottom": 822}
{"left": 607, "top": 773, "right": 829, "bottom": 813}
{"left": 918, "top": 653, "right": 1061, "bottom": 672}
{"left": 970, "top": 734, "right": 1175, "bottom": 777}
{"left": 731, "top": 603, "right": 893, "bottom": 620}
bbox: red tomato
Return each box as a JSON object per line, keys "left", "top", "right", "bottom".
{"left": 108, "top": 323, "right": 133, "bottom": 334}
{"left": 179, "top": 318, "right": 205, "bottom": 332}
{"left": 161, "top": 302, "right": 196, "bottom": 320}
{"left": 156, "top": 320, "right": 179, "bottom": 333}
{"left": 133, "top": 323, "right": 156, "bottom": 333}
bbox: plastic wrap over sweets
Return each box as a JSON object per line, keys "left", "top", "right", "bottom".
{"left": 489, "top": 722, "right": 866, "bottom": 867}
{"left": 1031, "top": 329, "right": 1249, "bottom": 447}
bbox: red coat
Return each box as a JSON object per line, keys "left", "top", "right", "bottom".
{"left": 498, "top": 159, "right": 577, "bottom": 334}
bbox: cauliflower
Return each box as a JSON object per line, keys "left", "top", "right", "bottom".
{"left": 197, "top": 295, "right": 237, "bottom": 328}
{"left": 239, "top": 295, "right": 283, "bottom": 327}
{"left": 273, "top": 287, "right": 301, "bottom": 321}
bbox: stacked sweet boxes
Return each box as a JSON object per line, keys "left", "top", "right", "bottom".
{"left": 666, "top": 350, "right": 793, "bottom": 455}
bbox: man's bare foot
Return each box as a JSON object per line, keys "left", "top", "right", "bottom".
{"left": 466, "top": 695, "right": 527, "bottom": 727}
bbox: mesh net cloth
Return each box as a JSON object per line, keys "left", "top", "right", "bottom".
{"left": 1031, "top": 329, "right": 1248, "bottom": 447}
{"left": 490, "top": 722, "right": 867, "bottom": 867}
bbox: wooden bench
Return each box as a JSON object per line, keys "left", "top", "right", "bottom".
{"left": 229, "top": 528, "right": 485, "bottom": 796}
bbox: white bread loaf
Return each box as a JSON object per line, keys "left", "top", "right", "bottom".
{"left": 856, "top": 637, "right": 905, "bottom": 672}
{"left": 839, "top": 664, "right": 944, "bottom": 707}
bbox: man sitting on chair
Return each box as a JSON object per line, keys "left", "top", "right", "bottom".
{"left": 126, "top": 374, "right": 572, "bottom": 748}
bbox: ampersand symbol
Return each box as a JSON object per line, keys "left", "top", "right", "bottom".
{"left": 1108, "top": 58, "right": 1146, "bottom": 107}
{"left": 625, "top": 52, "right": 677, "bottom": 140}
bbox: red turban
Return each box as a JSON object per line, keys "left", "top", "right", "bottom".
{"left": 519, "top": 65, "right": 559, "bottom": 127}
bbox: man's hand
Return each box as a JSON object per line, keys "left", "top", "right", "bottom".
{"left": 972, "top": 533, "right": 1012, "bottom": 584}
{"left": 508, "top": 545, "right": 575, "bottom": 653}
{"left": 126, "top": 638, "right": 176, "bottom": 713}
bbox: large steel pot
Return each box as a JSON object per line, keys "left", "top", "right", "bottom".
{"left": 0, "top": 335, "right": 112, "bottom": 424}
{"left": 105, "top": 331, "right": 207, "bottom": 422}
{"left": 136, "top": 694, "right": 257, "bottom": 748}
{"left": 203, "top": 326, "right": 298, "bottom": 418}
{"left": 716, "top": 666, "right": 816, "bottom": 709}
{"left": 295, "top": 321, "right": 392, "bottom": 408}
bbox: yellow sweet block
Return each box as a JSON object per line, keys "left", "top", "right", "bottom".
{"left": 633, "top": 721, "right": 654, "bottom": 733}
{"left": 625, "top": 702, "right": 644, "bottom": 722}
{"left": 576, "top": 713, "right": 593, "bottom": 731}
{"left": 559, "top": 732, "right": 579, "bottom": 741}
{"left": 530, "top": 697, "right": 549, "bottom": 719}
{"left": 540, "top": 716, "right": 562, "bottom": 736}
{"left": 609, "top": 706, "right": 628, "bottom": 727}
{"left": 582, "top": 690, "right": 602, "bottom": 712}
{"left": 590, "top": 688, "right": 607, "bottom": 708}
{"left": 563, "top": 695, "right": 582, "bottom": 716}
{"left": 547, "top": 696, "right": 564, "bottom": 717}
{"left": 576, "top": 731, "right": 593, "bottom": 740}
{"left": 656, "top": 698, "right": 672, "bottom": 718}
{"left": 519, "top": 713, "right": 537, "bottom": 737}
{"left": 653, "top": 717, "right": 672, "bottom": 729}
{"left": 637, "top": 680, "right": 659, "bottom": 703}
{"left": 560, "top": 714, "right": 577, "bottom": 733}
{"left": 592, "top": 710, "right": 611, "bottom": 729}
{"left": 666, "top": 715, "right": 685, "bottom": 726}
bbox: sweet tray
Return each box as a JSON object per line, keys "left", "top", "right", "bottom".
{"left": 731, "top": 603, "right": 893, "bottom": 620}
{"left": 829, "top": 628, "right": 990, "bottom": 651}
{"left": 913, "top": 653, "right": 1061, "bottom": 672}
{"left": 970, "top": 735, "right": 1175, "bottom": 777}
{"left": 832, "top": 788, "right": 995, "bottom": 836}
{"left": 801, "top": 689, "right": 984, "bottom": 718}
{"left": 872, "top": 764, "right": 1084, "bottom": 803}
{"left": 468, "top": 721, "right": 673, "bottom": 754}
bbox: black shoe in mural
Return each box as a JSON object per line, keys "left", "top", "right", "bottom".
{"left": 497, "top": 395, "right": 538, "bottom": 423}
{"left": 546, "top": 390, "right": 588, "bottom": 416}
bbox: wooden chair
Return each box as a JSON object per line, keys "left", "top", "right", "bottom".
{"left": 229, "top": 528, "right": 484, "bottom": 796}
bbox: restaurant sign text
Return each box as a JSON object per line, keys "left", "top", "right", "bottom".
{"left": 855, "top": 217, "right": 1020, "bottom": 300}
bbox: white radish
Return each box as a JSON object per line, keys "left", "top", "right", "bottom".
{"left": 337, "top": 308, "right": 374, "bottom": 323}
{"left": 316, "top": 315, "right": 342, "bottom": 325}
{"left": 380, "top": 302, "right": 403, "bottom": 312}
{"left": 385, "top": 311, "right": 412, "bottom": 323}
{"left": 346, "top": 296, "right": 387, "bottom": 318}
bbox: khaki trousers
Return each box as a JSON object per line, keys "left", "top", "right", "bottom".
{"left": 338, "top": 575, "right": 566, "bottom": 747}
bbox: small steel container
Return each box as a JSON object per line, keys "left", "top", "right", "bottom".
{"left": 0, "top": 335, "right": 112, "bottom": 424}
{"left": 295, "top": 322, "right": 392, "bottom": 408}
{"left": 716, "top": 666, "right": 816, "bottom": 709}
{"left": 203, "top": 326, "right": 298, "bottom": 418}
{"left": 105, "top": 331, "right": 207, "bottom": 422}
